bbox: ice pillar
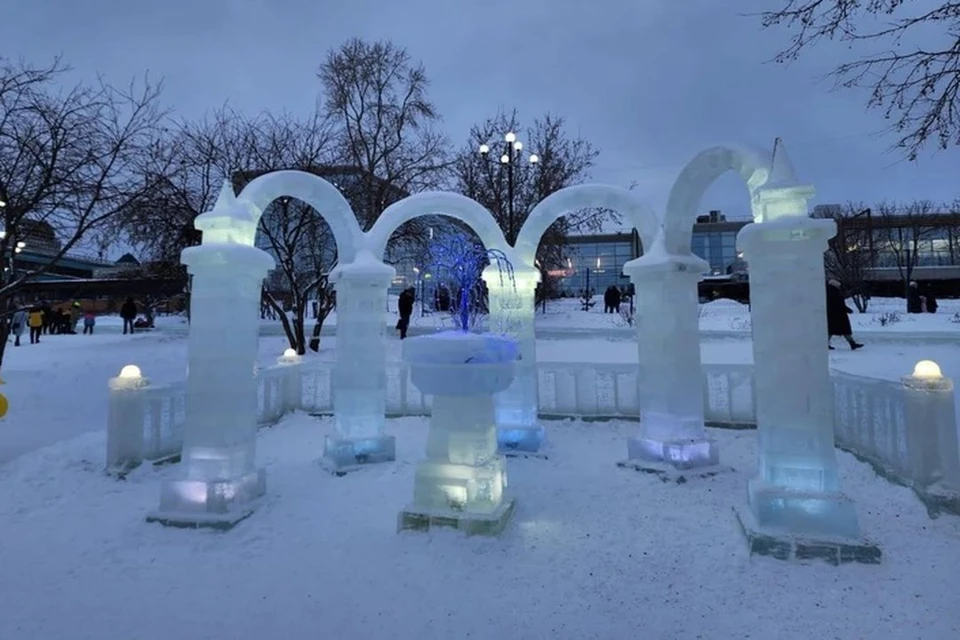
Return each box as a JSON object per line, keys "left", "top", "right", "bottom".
{"left": 483, "top": 264, "right": 543, "bottom": 453}
{"left": 622, "top": 244, "right": 719, "bottom": 471}
{"left": 148, "top": 183, "right": 274, "bottom": 529}
{"left": 322, "top": 249, "right": 397, "bottom": 473}
{"left": 737, "top": 187, "right": 862, "bottom": 541}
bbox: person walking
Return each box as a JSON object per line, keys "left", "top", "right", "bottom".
{"left": 826, "top": 280, "right": 863, "bottom": 351}
{"left": 120, "top": 297, "right": 137, "bottom": 335}
{"left": 82, "top": 310, "right": 96, "bottom": 334}
{"left": 10, "top": 306, "right": 27, "bottom": 347}
{"left": 397, "top": 287, "right": 414, "bottom": 340}
{"left": 27, "top": 304, "right": 44, "bottom": 344}
{"left": 907, "top": 281, "right": 922, "bottom": 313}
{"left": 924, "top": 285, "right": 938, "bottom": 314}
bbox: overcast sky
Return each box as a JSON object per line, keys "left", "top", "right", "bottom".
{"left": 7, "top": 0, "right": 959, "bottom": 223}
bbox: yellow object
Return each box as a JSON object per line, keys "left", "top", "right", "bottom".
{"left": 0, "top": 393, "right": 8, "bottom": 418}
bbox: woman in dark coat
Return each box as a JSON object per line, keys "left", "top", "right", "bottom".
{"left": 826, "top": 280, "right": 863, "bottom": 350}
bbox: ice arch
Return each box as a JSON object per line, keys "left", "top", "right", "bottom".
{"left": 365, "top": 191, "right": 509, "bottom": 258}
{"left": 661, "top": 143, "right": 799, "bottom": 255}
{"left": 514, "top": 184, "right": 660, "bottom": 264}
{"left": 237, "top": 169, "right": 365, "bottom": 263}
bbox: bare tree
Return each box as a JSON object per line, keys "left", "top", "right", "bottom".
{"left": 113, "top": 106, "right": 256, "bottom": 267}
{"left": 115, "top": 106, "right": 340, "bottom": 349}
{"left": 873, "top": 200, "right": 940, "bottom": 303}
{"left": 816, "top": 203, "right": 875, "bottom": 311}
{"left": 256, "top": 198, "right": 337, "bottom": 354}
{"left": 0, "top": 56, "right": 166, "bottom": 369}
{"left": 453, "top": 110, "right": 614, "bottom": 308}
{"left": 758, "top": 1, "right": 960, "bottom": 159}
{"left": 318, "top": 38, "right": 450, "bottom": 262}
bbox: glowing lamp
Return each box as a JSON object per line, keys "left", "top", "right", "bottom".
{"left": 529, "top": 154, "right": 539, "bottom": 164}
{"left": 479, "top": 144, "right": 490, "bottom": 155}
{"left": 504, "top": 132, "right": 517, "bottom": 143}
{"left": 118, "top": 364, "right": 142, "bottom": 379}
{"left": 513, "top": 141, "right": 523, "bottom": 151}
{"left": 912, "top": 360, "right": 942, "bottom": 380}
{"left": 500, "top": 154, "right": 510, "bottom": 164}
{"left": 283, "top": 348, "right": 297, "bottom": 358}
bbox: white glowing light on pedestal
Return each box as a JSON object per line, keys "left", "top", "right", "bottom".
{"left": 283, "top": 348, "right": 297, "bottom": 358}
{"left": 504, "top": 132, "right": 517, "bottom": 143}
{"left": 118, "top": 365, "right": 142, "bottom": 379}
{"left": 913, "top": 360, "right": 942, "bottom": 380}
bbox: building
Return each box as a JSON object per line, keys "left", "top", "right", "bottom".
{"left": 821, "top": 207, "right": 960, "bottom": 288}
{"left": 555, "top": 211, "right": 750, "bottom": 296}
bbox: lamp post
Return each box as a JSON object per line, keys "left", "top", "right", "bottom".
{"left": 479, "top": 132, "right": 540, "bottom": 246}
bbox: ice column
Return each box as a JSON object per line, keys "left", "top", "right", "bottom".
{"left": 398, "top": 332, "right": 518, "bottom": 535}
{"left": 483, "top": 264, "right": 543, "bottom": 453}
{"left": 622, "top": 237, "right": 719, "bottom": 471}
{"left": 322, "top": 249, "right": 397, "bottom": 473}
{"left": 737, "top": 186, "right": 862, "bottom": 540}
{"left": 148, "top": 183, "right": 274, "bottom": 530}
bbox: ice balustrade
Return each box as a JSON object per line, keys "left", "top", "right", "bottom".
{"left": 109, "top": 359, "right": 958, "bottom": 514}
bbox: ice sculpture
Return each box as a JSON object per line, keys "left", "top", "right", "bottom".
{"left": 735, "top": 188, "right": 880, "bottom": 563}
{"left": 322, "top": 249, "right": 397, "bottom": 474}
{"left": 398, "top": 332, "right": 519, "bottom": 535}
{"left": 147, "top": 182, "right": 275, "bottom": 529}
{"left": 620, "top": 232, "right": 720, "bottom": 477}
{"left": 398, "top": 239, "right": 519, "bottom": 535}
{"left": 482, "top": 261, "right": 543, "bottom": 453}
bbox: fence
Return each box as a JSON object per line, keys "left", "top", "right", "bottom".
{"left": 107, "top": 357, "right": 959, "bottom": 514}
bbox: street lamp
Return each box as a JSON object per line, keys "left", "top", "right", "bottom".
{"left": 479, "top": 131, "right": 540, "bottom": 246}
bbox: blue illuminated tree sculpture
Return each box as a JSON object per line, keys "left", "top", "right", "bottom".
{"left": 428, "top": 234, "right": 514, "bottom": 332}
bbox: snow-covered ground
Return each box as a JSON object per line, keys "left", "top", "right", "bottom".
{"left": 2, "top": 414, "right": 959, "bottom": 639}
{"left": 1, "top": 297, "right": 959, "bottom": 639}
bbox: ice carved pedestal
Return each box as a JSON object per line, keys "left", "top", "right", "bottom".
{"left": 148, "top": 186, "right": 274, "bottom": 530}
{"left": 736, "top": 208, "right": 880, "bottom": 564}
{"left": 398, "top": 332, "right": 518, "bottom": 535}
{"left": 619, "top": 243, "right": 721, "bottom": 479}
{"left": 322, "top": 250, "right": 397, "bottom": 474}
{"left": 483, "top": 265, "right": 544, "bottom": 454}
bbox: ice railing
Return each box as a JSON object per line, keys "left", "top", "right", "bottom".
{"left": 107, "top": 359, "right": 960, "bottom": 514}
{"left": 832, "top": 371, "right": 960, "bottom": 508}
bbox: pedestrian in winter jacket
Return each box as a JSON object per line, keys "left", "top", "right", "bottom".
{"left": 826, "top": 280, "right": 863, "bottom": 351}
{"left": 10, "top": 308, "right": 27, "bottom": 347}
{"left": 27, "top": 306, "right": 43, "bottom": 344}
{"left": 120, "top": 298, "right": 137, "bottom": 335}
{"left": 83, "top": 311, "right": 96, "bottom": 334}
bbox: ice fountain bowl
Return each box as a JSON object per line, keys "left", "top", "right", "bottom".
{"left": 402, "top": 331, "right": 519, "bottom": 396}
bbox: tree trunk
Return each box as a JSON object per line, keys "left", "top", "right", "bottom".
{"left": 263, "top": 288, "right": 297, "bottom": 352}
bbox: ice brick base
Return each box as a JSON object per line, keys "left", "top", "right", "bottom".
{"left": 497, "top": 426, "right": 546, "bottom": 456}
{"left": 412, "top": 457, "right": 506, "bottom": 513}
{"left": 733, "top": 504, "right": 881, "bottom": 565}
{"left": 398, "top": 494, "right": 516, "bottom": 536}
{"left": 748, "top": 480, "right": 861, "bottom": 540}
{"left": 627, "top": 436, "right": 720, "bottom": 469}
{"left": 320, "top": 435, "right": 396, "bottom": 476}
{"left": 146, "top": 468, "right": 266, "bottom": 530}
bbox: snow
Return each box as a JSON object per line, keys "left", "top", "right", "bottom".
{"left": 403, "top": 330, "right": 519, "bottom": 365}
{"left": 2, "top": 295, "right": 960, "bottom": 639}
{"left": 2, "top": 414, "right": 959, "bottom": 639}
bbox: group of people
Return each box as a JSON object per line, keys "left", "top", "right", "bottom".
{"left": 907, "top": 281, "right": 938, "bottom": 314}
{"left": 603, "top": 286, "right": 628, "bottom": 314}
{"left": 8, "top": 301, "right": 95, "bottom": 346}
{"left": 826, "top": 279, "right": 940, "bottom": 351}
{"left": 7, "top": 296, "right": 144, "bottom": 346}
